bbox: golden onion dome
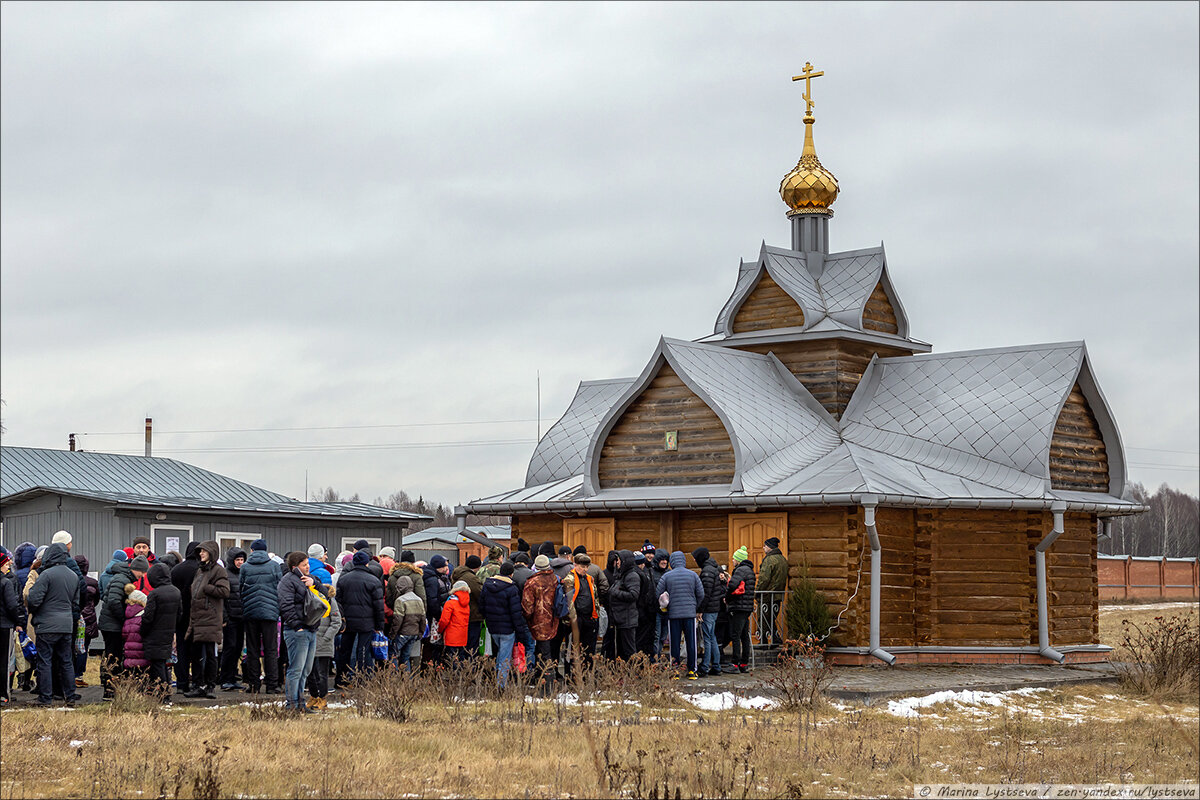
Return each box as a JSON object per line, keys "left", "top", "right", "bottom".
{"left": 779, "top": 113, "right": 839, "bottom": 215}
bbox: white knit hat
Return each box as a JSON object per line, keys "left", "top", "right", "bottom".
{"left": 378, "top": 546, "right": 396, "bottom": 560}
{"left": 51, "top": 530, "right": 72, "bottom": 545}
{"left": 307, "top": 543, "right": 326, "bottom": 559}
{"left": 128, "top": 590, "right": 148, "bottom": 606}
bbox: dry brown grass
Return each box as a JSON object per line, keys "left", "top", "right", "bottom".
{"left": 1, "top": 680, "right": 1196, "bottom": 799}
{"left": 1099, "top": 601, "right": 1199, "bottom": 661}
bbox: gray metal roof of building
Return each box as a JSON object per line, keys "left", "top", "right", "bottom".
{"left": 403, "top": 525, "right": 512, "bottom": 546}
{"left": 469, "top": 340, "right": 1140, "bottom": 516}
{"left": 713, "top": 243, "right": 913, "bottom": 341}
{"left": 1, "top": 446, "right": 430, "bottom": 522}
{"left": 525, "top": 378, "right": 635, "bottom": 487}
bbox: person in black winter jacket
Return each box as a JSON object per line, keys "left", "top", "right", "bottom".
{"left": 277, "top": 552, "right": 318, "bottom": 712}
{"left": 606, "top": 550, "right": 642, "bottom": 660}
{"left": 337, "top": 550, "right": 385, "bottom": 681}
{"left": 98, "top": 556, "right": 138, "bottom": 698}
{"left": 169, "top": 542, "right": 201, "bottom": 693}
{"left": 141, "top": 563, "right": 181, "bottom": 702}
{"left": 1, "top": 549, "right": 29, "bottom": 702}
{"left": 726, "top": 549, "right": 757, "bottom": 672}
{"left": 219, "top": 546, "right": 248, "bottom": 690}
{"left": 481, "top": 562, "right": 533, "bottom": 687}
{"left": 692, "top": 547, "right": 725, "bottom": 677}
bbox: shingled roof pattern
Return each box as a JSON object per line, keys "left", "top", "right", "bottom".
{"left": 471, "top": 341, "right": 1133, "bottom": 511}
{"left": 714, "top": 244, "right": 903, "bottom": 339}
{"left": 658, "top": 339, "right": 842, "bottom": 492}
{"left": 525, "top": 378, "right": 635, "bottom": 487}
{"left": 842, "top": 343, "right": 1085, "bottom": 478}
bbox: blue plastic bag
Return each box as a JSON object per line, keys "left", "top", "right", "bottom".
{"left": 17, "top": 629, "right": 36, "bottom": 660}
{"left": 371, "top": 630, "right": 388, "bottom": 661}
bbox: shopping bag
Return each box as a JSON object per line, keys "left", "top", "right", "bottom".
{"left": 74, "top": 617, "right": 88, "bottom": 655}
{"left": 480, "top": 621, "right": 490, "bottom": 656}
{"left": 372, "top": 630, "right": 389, "bottom": 661}
{"left": 513, "top": 642, "right": 527, "bottom": 673}
{"left": 597, "top": 606, "right": 609, "bottom": 640}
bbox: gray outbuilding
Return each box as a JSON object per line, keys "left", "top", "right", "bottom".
{"left": 0, "top": 446, "right": 430, "bottom": 564}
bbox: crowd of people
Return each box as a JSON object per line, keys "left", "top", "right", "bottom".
{"left": 0, "top": 531, "right": 791, "bottom": 713}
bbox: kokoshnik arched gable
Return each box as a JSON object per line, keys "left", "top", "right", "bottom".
{"left": 467, "top": 66, "right": 1144, "bottom": 665}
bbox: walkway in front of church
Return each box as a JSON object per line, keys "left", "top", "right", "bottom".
{"left": 3, "top": 661, "right": 1119, "bottom": 709}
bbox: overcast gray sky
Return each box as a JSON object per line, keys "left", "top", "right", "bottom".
{"left": 2, "top": 2, "right": 1197, "bottom": 506}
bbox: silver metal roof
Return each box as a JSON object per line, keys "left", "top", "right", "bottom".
{"left": 404, "top": 525, "right": 512, "bottom": 546}
{"left": 469, "top": 340, "right": 1140, "bottom": 516}
{"left": 525, "top": 378, "right": 634, "bottom": 487}
{"left": 713, "top": 243, "right": 912, "bottom": 341}
{"left": 1, "top": 446, "right": 430, "bottom": 522}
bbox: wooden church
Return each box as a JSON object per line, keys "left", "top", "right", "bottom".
{"left": 466, "top": 66, "right": 1143, "bottom": 665}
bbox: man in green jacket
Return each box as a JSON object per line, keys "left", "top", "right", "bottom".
{"left": 757, "top": 537, "right": 788, "bottom": 645}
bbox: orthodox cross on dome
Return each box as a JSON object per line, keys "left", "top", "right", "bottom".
{"left": 792, "top": 62, "right": 824, "bottom": 117}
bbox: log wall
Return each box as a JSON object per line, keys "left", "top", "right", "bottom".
{"left": 511, "top": 507, "right": 1101, "bottom": 651}
{"left": 1050, "top": 384, "right": 1109, "bottom": 493}
{"left": 731, "top": 273, "right": 806, "bottom": 333}
{"left": 731, "top": 339, "right": 914, "bottom": 419}
{"left": 1048, "top": 512, "right": 1099, "bottom": 645}
{"left": 598, "top": 363, "right": 735, "bottom": 488}
{"left": 927, "top": 510, "right": 1033, "bottom": 646}
{"left": 861, "top": 281, "right": 899, "bottom": 335}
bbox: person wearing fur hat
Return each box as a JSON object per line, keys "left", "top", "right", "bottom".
{"left": 337, "top": 549, "right": 385, "bottom": 681}
{"left": 183, "top": 542, "right": 230, "bottom": 698}
{"left": 727, "top": 546, "right": 757, "bottom": 673}
{"left": 141, "top": 563, "right": 181, "bottom": 703}
{"left": 438, "top": 580, "right": 472, "bottom": 662}
{"left": 122, "top": 588, "right": 150, "bottom": 673}
{"left": 389, "top": 574, "right": 425, "bottom": 671}
{"left": 451, "top": 556, "right": 485, "bottom": 656}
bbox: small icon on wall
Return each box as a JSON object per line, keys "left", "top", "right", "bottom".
{"left": 664, "top": 431, "right": 678, "bottom": 451}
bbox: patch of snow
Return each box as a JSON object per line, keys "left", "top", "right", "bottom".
{"left": 685, "top": 692, "right": 778, "bottom": 711}
{"left": 68, "top": 740, "right": 93, "bottom": 748}
{"left": 1102, "top": 602, "right": 1197, "bottom": 613}
{"left": 39, "top": 735, "right": 52, "bottom": 741}
{"left": 885, "top": 687, "right": 1048, "bottom": 717}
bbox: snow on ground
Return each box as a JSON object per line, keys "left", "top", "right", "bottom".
{"left": 68, "top": 740, "right": 93, "bottom": 748}
{"left": 684, "top": 692, "right": 777, "bottom": 711}
{"left": 1101, "top": 601, "right": 1198, "bottom": 613}
{"left": 885, "top": 687, "right": 1048, "bottom": 717}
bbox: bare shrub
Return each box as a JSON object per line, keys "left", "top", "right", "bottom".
{"left": 348, "top": 662, "right": 425, "bottom": 722}
{"left": 762, "top": 637, "right": 833, "bottom": 710}
{"left": 1117, "top": 613, "right": 1200, "bottom": 699}
{"left": 191, "top": 741, "right": 228, "bottom": 800}
{"left": 106, "top": 670, "right": 163, "bottom": 716}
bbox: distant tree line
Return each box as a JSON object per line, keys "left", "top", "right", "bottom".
{"left": 1107, "top": 483, "right": 1199, "bottom": 558}
{"left": 307, "top": 486, "right": 507, "bottom": 532}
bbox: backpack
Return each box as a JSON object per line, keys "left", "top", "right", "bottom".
{"left": 552, "top": 577, "right": 572, "bottom": 619}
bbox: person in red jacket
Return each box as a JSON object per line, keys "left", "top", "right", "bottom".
{"left": 438, "top": 580, "right": 472, "bottom": 663}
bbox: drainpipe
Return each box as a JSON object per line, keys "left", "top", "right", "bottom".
{"left": 1035, "top": 502, "right": 1067, "bottom": 664}
{"left": 863, "top": 496, "right": 896, "bottom": 665}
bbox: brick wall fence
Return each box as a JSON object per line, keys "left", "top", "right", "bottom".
{"left": 1098, "top": 554, "right": 1199, "bottom": 601}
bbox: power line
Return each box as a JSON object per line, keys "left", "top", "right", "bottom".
{"left": 1128, "top": 446, "right": 1200, "bottom": 456}
{"left": 77, "top": 418, "right": 539, "bottom": 436}
{"left": 1128, "top": 462, "right": 1200, "bottom": 471}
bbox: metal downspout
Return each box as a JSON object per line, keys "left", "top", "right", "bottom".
{"left": 454, "top": 505, "right": 468, "bottom": 537}
{"left": 1036, "top": 502, "right": 1067, "bottom": 664}
{"left": 863, "top": 497, "right": 896, "bottom": 665}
